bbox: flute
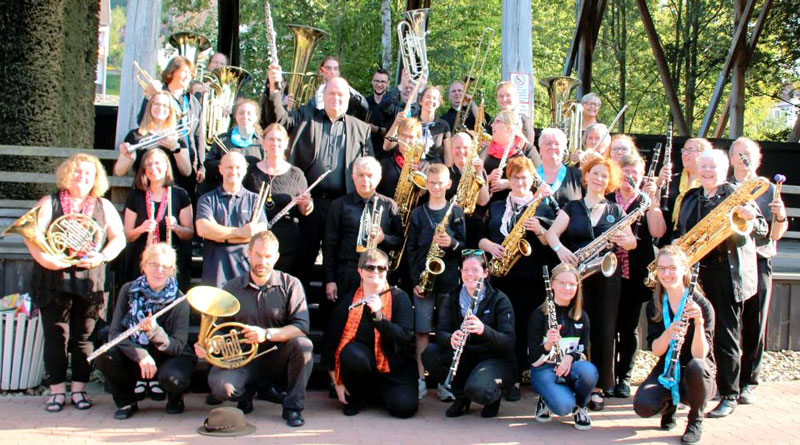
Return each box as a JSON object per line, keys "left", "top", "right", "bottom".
{"left": 267, "top": 169, "right": 332, "bottom": 229}
{"left": 348, "top": 287, "right": 396, "bottom": 310}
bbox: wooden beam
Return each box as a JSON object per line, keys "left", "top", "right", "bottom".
{"left": 634, "top": 0, "right": 690, "bottom": 136}
{"left": 0, "top": 172, "right": 132, "bottom": 188}
{"left": 562, "top": 0, "right": 593, "bottom": 77}
{"left": 697, "top": 0, "right": 757, "bottom": 137}
{"left": 0, "top": 146, "right": 119, "bottom": 160}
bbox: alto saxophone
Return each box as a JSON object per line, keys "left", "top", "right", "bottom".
{"left": 389, "top": 141, "right": 427, "bottom": 269}
{"left": 644, "top": 176, "right": 770, "bottom": 287}
{"left": 487, "top": 194, "right": 544, "bottom": 277}
{"left": 454, "top": 100, "right": 487, "bottom": 216}
{"left": 418, "top": 196, "right": 458, "bottom": 296}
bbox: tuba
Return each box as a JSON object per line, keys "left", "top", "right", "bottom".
{"left": 397, "top": 8, "right": 430, "bottom": 81}
{"left": 187, "top": 286, "right": 264, "bottom": 370}
{"left": 540, "top": 76, "right": 583, "bottom": 164}
{"left": 3, "top": 206, "right": 104, "bottom": 264}
{"left": 204, "top": 66, "right": 253, "bottom": 142}
{"left": 285, "top": 25, "right": 328, "bottom": 109}
{"left": 167, "top": 32, "right": 212, "bottom": 79}
{"left": 644, "top": 177, "right": 770, "bottom": 287}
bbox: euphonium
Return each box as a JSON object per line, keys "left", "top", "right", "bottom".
{"left": 205, "top": 66, "right": 253, "bottom": 141}
{"left": 644, "top": 176, "right": 770, "bottom": 287}
{"left": 389, "top": 141, "right": 427, "bottom": 270}
{"left": 397, "top": 8, "right": 430, "bottom": 81}
{"left": 187, "top": 286, "right": 267, "bottom": 370}
{"left": 455, "top": 101, "right": 487, "bottom": 216}
{"left": 285, "top": 25, "right": 328, "bottom": 109}
{"left": 540, "top": 76, "right": 583, "bottom": 164}
{"left": 574, "top": 187, "right": 652, "bottom": 280}
{"left": 167, "top": 31, "right": 212, "bottom": 80}
{"left": 487, "top": 191, "right": 544, "bottom": 277}
{"left": 418, "top": 196, "right": 457, "bottom": 296}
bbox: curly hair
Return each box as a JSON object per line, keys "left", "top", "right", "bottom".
{"left": 55, "top": 153, "right": 110, "bottom": 198}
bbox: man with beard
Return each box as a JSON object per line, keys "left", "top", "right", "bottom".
{"left": 199, "top": 230, "right": 313, "bottom": 427}
{"left": 367, "top": 69, "right": 391, "bottom": 160}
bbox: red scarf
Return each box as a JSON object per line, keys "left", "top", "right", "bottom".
{"left": 487, "top": 136, "right": 523, "bottom": 159}
{"left": 58, "top": 190, "right": 98, "bottom": 257}
{"left": 614, "top": 190, "right": 638, "bottom": 279}
{"left": 145, "top": 188, "right": 169, "bottom": 243}
{"left": 394, "top": 152, "right": 405, "bottom": 169}
{"left": 334, "top": 286, "right": 392, "bottom": 384}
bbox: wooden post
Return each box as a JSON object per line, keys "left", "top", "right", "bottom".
{"left": 114, "top": 0, "right": 162, "bottom": 152}
{"left": 501, "top": 0, "right": 534, "bottom": 121}
{"left": 380, "top": 0, "right": 392, "bottom": 70}
{"left": 729, "top": 0, "right": 747, "bottom": 138}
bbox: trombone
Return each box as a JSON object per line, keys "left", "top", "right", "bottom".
{"left": 453, "top": 28, "right": 495, "bottom": 132}
{"left": 133, "top": 61, "right": 161, "bottom": 98}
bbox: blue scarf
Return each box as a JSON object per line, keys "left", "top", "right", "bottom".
{"left": 537, "top": 164, "right": 568, "bottom": 193}
{"left": 459, "top": 285, "right": 486, "bottom": 317}
{"left": 124, "top": 275, "right": 179, "bottom": 345}
{"left": 230, "top": 127, "right": 255, "bottom": 148}
{"left": 657, "top": 288, "right": 689, "bottom": 405}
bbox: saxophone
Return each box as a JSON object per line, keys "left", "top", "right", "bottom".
{"left": 454, "top": 100, "right": 487, "bottom": 216}
{"left": 644, "top": 176, "right": 770, "bottom": 287}
{"left": 574, "top": 185, "right": 652, "bottom": 280}
{"left": 487, "top": 194, "right": 544, "bottom": 277}
{"left": 389, "top": 141, "right": 427, "bottom": 269}
{"left": 418, "top": 196, "right": 458, "bottom": 296}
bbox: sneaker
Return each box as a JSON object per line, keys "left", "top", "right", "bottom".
{"left": 437, "top": 383, "right": 455, "bottom": 402}
{"left": 418, "top": 378, "right": 427, "bottom": 400}
{"left": 738, "top": 385, "right": 756, "bottom": 405}
{"left": 706, "top": 397, "right": 736, "bottom": 418}
{"left": 534, "top": 396, "right": 552, "bottom": 423}
{"left": 681, "top": 419, "right": 703, "bottom": 443}
{"left": 660, "top": 403, "right": 678, "bottom": 430}
{"left": 504, "top": 385, "right": 521, "bottom": 402}
{"left": 587, "top": 391, "right": 604, "bottom": 411}
{"left": 573, "top": 406, "right": 592, "bottom": 431}
{"left": 614, "top": 381, "right": 631, "bottom": 398}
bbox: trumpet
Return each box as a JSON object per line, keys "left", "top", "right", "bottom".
{"left": 127, "top": 118, "right": 195, "bottom": 153}
{"left": 453, "top": 28, "right": 494, "bottom": 132}
{"left": 133, "top": 61, "right": 161, "bottom": 97}
{"left": 357, "top": 198, "right": 383, "bottom": 253}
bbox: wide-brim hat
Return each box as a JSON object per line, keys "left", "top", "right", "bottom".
{"left": 197, "top": 407, "right": 256, "bottom": 437}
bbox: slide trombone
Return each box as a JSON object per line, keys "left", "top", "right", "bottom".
{"left": 453, "top": 27, "right": 494, "bottom": 132}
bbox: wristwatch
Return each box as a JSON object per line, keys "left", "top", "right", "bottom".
{"left": 552, "top": 244, "right": 563, "bottom": 252}
{"left": 265, "top": 329, "right": 274, "bottom": 341}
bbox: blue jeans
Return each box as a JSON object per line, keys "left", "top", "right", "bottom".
{"left": 530, "top": 361, "right": 599, "bottom": 416}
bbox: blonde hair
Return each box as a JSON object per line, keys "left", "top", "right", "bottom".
{"left": 55, "top": 153, "right": 110, "bottom": 198}
{"left": 397, "top": 117, "right": 422, "bottom": 138}
{"left": 139, "top": 242, "right": 177, "bottom": 275}
{"left": 539, "top": 263, "right": 584, "bottom": 321}
{"left": 139, "top": 91, "right": 178, "bottom": 136}
{"left": 651, "top": 245, "right": 699, "bottom": 322}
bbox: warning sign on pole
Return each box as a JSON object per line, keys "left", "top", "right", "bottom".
{"left": 510, "top": 72, "right": 532, "bottom": 121}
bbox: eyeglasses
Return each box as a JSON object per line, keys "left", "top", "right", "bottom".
{"left": 146, "top": 262, "right": 173, "bottom": 271}
{"left": 656, "top": 266, "right": 682, "bottom": 274}
{"left": 681, "top": 148, "right": 700, "bottom": 154}
{"left": 610, "top": 146, "right": 630, "bottom": 152}
{"left": 362, "top": 264, "right": 388, "bottom": 273}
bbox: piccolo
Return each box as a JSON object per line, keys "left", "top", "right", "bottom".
{"left": 348, "top": 287, "right": 396, "bottom": 310}
{"left": 267, "top": 169, "right": 331, "bottom": 229}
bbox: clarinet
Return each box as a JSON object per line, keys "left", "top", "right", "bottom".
{"left": 442, "top": 278, "right": 484, "bottom": 391}
{"left": 633, "top": 142, "right": 662, "bottom": 239}
{"left": 659, "top": 263, "right": 701, "bottom": 386}
{"left": 543, "top": 266, "right": 566, "bottom": 384}
{"left": 660, "top": 121, "right": 673, "bottom": 212}
{"left": 264, "top": 1, "right": 282, "bottom": 91}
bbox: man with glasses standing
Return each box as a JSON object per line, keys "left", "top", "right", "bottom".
{"left": 322, "top": 249, "right": 418, "bottom": 418}
{"left": 367, "top": 69, "right": 391, "bottom": 160}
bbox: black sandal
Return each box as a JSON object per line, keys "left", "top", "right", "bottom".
{"left": 45, "top": 393, "right": 66, "bottom": 413}
{"left": 71, "top": 391, "right": 93, "bottom": 410}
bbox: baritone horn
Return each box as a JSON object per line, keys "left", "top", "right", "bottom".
{"left": 167, "top": 31, "right": 212, "bottom": 79}
{"left": 187, "top": 286, "right": 274, "bottom": 370}
{"left": 540, "top": 76, "right": 583, "bottom": 164}
{"left": 285, "top": 25, "right": 328, "bottom": 109}
{"left": 204, "top": 66, "right": 253, "bottom": 142}
{"left": 397, "top": 8, "right": 430, "bottom": 81}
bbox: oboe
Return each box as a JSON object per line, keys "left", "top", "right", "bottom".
{"left": 660, "top": 121, "right": 673, "bottom": 212}
{"left": 347, "top": 287, "right": 396, "bottom": 310}
{"left": 543, "top": 266, "right": 566, "bottom": 384}
{"left": 442, "top": 278, "right": 484, "bottom": 392}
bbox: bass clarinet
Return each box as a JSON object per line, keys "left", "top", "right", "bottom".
{"left": 543, "top": 266, "right": 566, "bottom": 384}
{"left": 442, "top": 278, "right": 483, "bottom": 392}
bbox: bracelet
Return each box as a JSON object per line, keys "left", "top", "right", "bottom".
{"left": 776, "top": 216, "right": 787, "bottom": 223}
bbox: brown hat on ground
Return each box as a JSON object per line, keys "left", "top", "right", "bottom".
{"left": 197, "top": 407, "right": 256, "bottom": 437}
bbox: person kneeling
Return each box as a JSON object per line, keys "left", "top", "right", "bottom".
{"left": 322, "top": 249, "right": 418, "bottom": 418}
{"left": 95, "top": 243, "right": 196, "bottom": 420}
{"left": 529, "top": 264, "right": 597, "bottom": 431}
{"left": 421, "top": 250, "right": 515, "bottom": 418}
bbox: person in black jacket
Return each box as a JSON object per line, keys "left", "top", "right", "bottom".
{"left": 94, "top": 243, "right": 196, "bottom": 419}
{"left": 422, "top": 250, "right": 515, "bottom": 418}
{"left": 529, "top": 263, "right": 597, "bottom": 431}
{"left": 633, "top": 246, "right": 715, "bottom": 444}
{"left": 322, "top": 249, "right": 417, "bottom": 418}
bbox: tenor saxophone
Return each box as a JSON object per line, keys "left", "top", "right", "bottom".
{"left": 418, "top": 197, "right": 457, "bottom": 296}
{"left": 454, "top": 101, "right": 487, "bottom": 216}
{"left": 389, "top": 141, "right": 427, "bottom": 269}
{"left": 644, "top": 176, "right": 770, "bottom": 287}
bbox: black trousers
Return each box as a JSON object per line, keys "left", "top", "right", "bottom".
{"left": 583, "top": 271, "right": 621, "bottom": 391}
{"left": 339, "top": 342, "right": 418, "bottom": 418}
{"left": 297, "top": 196, "right": 336, "bottom": 285}
{"left": 493, "top": 274, "right": 545, "bottom": 382}
{"left": 422, "top": 343, "right": 514, "bottom": 406}
{"left": 740, "top": 257, "right": 772, "bottom": 388}
{"left": 700, "top": 263, "right": 743, "bottom": 398}
{"left": 336, "top": 262, "right": 361, "bottom": 304}
{"left": 208, "top": 336, "right": 314, "bottom": 411}
{"left": 614, "top": 277, "right": 649, "bottom": 386}
{"left": 633, "top": 358, "right": 715, "bottom": 423}
{"left": 94, "top": 346, "right": 195, "bottom": 407}
{"left": 40, "top": 292, "right": 104, "bottom": 385}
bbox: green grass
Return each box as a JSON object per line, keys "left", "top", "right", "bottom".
{"left": 105, "top": 72, "right": 120, "bottom": 96}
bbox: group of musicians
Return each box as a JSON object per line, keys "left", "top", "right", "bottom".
{"left": 19, "top": 49, "right": 789, "bottom": 443}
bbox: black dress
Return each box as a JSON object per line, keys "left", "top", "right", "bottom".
{"left": 480, "top": 142, "right": 539, "bottom": 204}
{"left": 561, "top": 198, "right": 626, "bottom": 391}
{"left": 121, "top": 186, "right": 192, "bottom": 291}
{"left": 125, "top": 129, "right": 185, "bottom": 183}
{"left": 243, "top": 163, "right": 308, "bottom": 277}
{"left": 416, "top": 116, "right": 451, "bottom": 165}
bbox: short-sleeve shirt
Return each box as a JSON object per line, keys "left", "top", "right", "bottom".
{"left": 222, "top": 272, "right": 310, "bottom": 336}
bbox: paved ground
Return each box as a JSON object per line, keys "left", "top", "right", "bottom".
{"left": 0, "top": 382, "right": 798, "bottom": 444}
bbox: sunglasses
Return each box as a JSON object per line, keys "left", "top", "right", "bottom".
{"left": 362, "top": 264, "right": 388, "bottom": 273}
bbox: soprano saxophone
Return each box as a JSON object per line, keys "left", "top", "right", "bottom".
{"left": 418, "top": 196, "right": 457, "bottom": 296}
{"left": 454, "top": 100, "right": 487, "bottom": 216}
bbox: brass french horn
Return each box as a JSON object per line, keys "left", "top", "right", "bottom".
{"left": 3, "top": 206, "right": 104, "bottom": 264}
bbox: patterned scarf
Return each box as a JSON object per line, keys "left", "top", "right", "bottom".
{"left": 672, "top": 170, "right": 700, "bottom": 230}
{"left": 58, "top": 189, "right": 98, "bottom": 258}
{"left": 500, "top": 194, "right": 533, "bottom": 237}
{"left": 124, "top": 275, "right": 179, "bottom": 345}
{"left": 614, "top": 190, "right": 638, "bottom": 279}
{"left": 145, "top": 188, "right": 169, "bottom": 244}
{"left": 334, "top": 285, "right": 392, "bottom": 384}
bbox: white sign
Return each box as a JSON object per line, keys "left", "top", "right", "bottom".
{"left": 510, "top": 72, "right": 532, "bottom": 121}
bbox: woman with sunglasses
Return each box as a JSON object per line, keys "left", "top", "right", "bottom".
{"left": 633, "top": 246, "right": 715, "bottom": 444}
{"left": 95, "top": 243, "right": 196, "bottom": 420}
{"left": 530, "top": 263, "right": 596, "bottom": 430}
{"left": 322, "top": 249, "right": 417, "bottom": 418}
{"left": 544, "top": 156, "right": 637, "bottom": 411}
{"left": 422, "top": 249, "right": 515, "bottom": 418}
{"left": 478, "top": 156, "right": 552, "bottom": 401}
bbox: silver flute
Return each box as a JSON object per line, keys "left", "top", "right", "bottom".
{"left": 348, "top": 287, "right": 395, "bottom": 310}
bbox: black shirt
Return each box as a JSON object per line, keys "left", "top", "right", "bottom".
{"left": 312, "top": 115, "right": 347, "bottom": 193}
{"left": 646, "top": 291, "right": 715, "bottom": 369}
{"left": 222, "top": 272, "right": 310, "bottom": 338}
{"left": 440, "top": 106, "right": 492, "bottom": 134}
{"left": 406, "top": 202, "right": 466, "bottom": 294}
{"left": 415, "top": 116, "right": 451, "bottom": 165}
{"left": 529, "top": 303, "right": 590, "bottom": 366}
{"left": 561, "top": 199, "right": 626, "bottom": 252}
{"left": 481, "top": 143, "right": 539, "bottom": 204}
